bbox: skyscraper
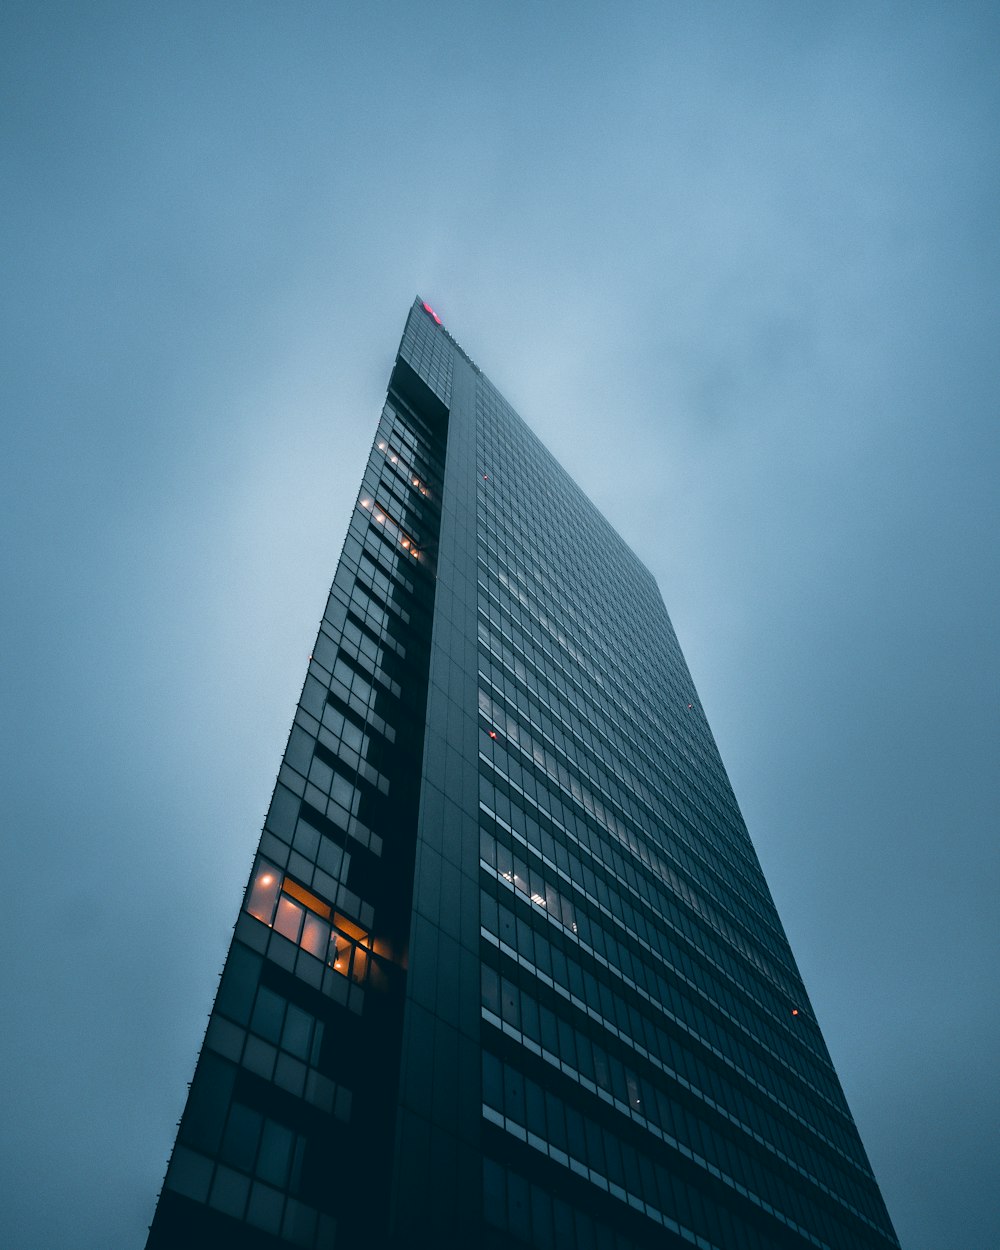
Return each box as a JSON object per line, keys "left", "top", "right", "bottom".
{"left": 147, "top": 299, "right": 899, "bottom": 1250}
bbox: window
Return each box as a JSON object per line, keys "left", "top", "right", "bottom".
{"left": 245, "top": 860, "right": 373, "bottom": 986}
{"left": 247, "top": 868, "right": 281, "bottom": 924}
{"left": 359, "top": 495, "right": 421, "bottom": 560}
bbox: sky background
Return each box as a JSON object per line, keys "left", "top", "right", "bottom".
{"left": 2, "top": 3, "right": 998, "bottom": 1247}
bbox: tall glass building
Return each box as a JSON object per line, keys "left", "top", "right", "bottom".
{"left": 147, "top": 299, "right": 899, "bottom": 1250}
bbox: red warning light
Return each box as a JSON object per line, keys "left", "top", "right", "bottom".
{"left": 421, "top": 301, "right": 442, "bottom": 325}
{"left": 489, "top": 730, "right": 497, "bottom": 739}
{"left": 792, "top": 1008, "right": 799, "bottom": 1017}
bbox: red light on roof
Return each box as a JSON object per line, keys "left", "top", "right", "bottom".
{"left": 421, "top": 301, "right": 442, "bottom": 325}
{"left": 792, "top": 1008, "right": 799, "bottom": 1016}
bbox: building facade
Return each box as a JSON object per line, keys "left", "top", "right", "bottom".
{"left": 146, "top": 300, "right": 899, "bottom": 1250}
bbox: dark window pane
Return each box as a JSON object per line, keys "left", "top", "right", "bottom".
{"left": 552, "top": 1196, "right": 575, "bottom": 1250}
{"left": 496, "top": 841, "right": 513, "bottom": 881}
{"left": 250, "top": 986, "right": 285, "bottom": 1044}
{"left": 525, "top": 1077, "right": 546, "bottom": 1138}
{"left": 521, "top": 991, "right": 540, "bottom": 1043}
{"left": 282, "top": 1004, "right": 313, "bottom": 1061}
{"left": 221, "top": 1103, "right": 262, "bottom": 1173}
{"left": 483, "top": 1157, "right": 506, "bottom": 1229}
{"left": 256, "top": 1120, "right": 294, "bottom": 1188}
{"left": 534, "top": 933, "right": 552, "bottom": 977}
{"left": 531, "top": 1183, "right": 555, "bottom": 1250}
{"left": 575, "top": 1208, "right": 598, "bottom": 1250}
{"left": 515, "top": 916, "right": 535, "bottom": 963}
{"left": 584, "top": 1117, "right": 606, "bottom": 1173}
{"left": 576, "top": 1032, "right": 595, "bottom": 1083}
{"left": 566, "top": 958, "right": 585, "bottom": 1001}
{"left": 481, "top": 964, "right": 500, "bottom": 1015}
{"left": 603, "top": 1128, "right": 624, "bottom": 1187}
{"left": 564, "top": 1105, "right": 586, "bottom": 1158}
{"left": 550, "top": 946, "right": 567, "bottom": 987}
{"left": 482, "top": 1051, "right": 503, "bottom": 1111}
{"left": 216, "top": 945, "right": 263, "bottom": 1026}
{"left": 500, "top": 978, "right": 520, "bottom": 1029}
{"left": 556, "top": 1017, "right": 577, "bottom": 1068}
{"left": 545, "top": 1090, "right": 567, "bottom": 1152}
{"left": 507, "top": 1169, "right": 530, "bottom": 1240}
{"left": 539, "top": 1005, "right": 559, "bottom": 1055}
{"left": 620, "top": 1139, "right": 641, "bottom": 1193}
{"left": 180, "top": 1054, "right": 235, "bottom": 1154}
{"left": 503, "top": 1064, "right": 525, "bottom": 1124}
{"left": 481, "top": 891, "right": 499, "bottom": 937}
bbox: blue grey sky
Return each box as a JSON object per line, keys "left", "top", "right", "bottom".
{"left": 2, "top": 3, "right": 997, "bottom": 1247}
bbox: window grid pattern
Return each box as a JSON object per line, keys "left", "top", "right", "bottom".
{"left": 148, "top": 303, "right": 898, "bottom": 1250}
{"left": 400, "top": 302, "right": 454, "bottom": 405}
{"left": 474, "top": 378, "right": 899, "bottom": 1250}
{"left": 149, "top": 341, "right": 449, "bottom": 1247}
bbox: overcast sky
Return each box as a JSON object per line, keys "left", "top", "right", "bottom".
{"left": 2, "top": 4, "right": 998, "bottom": 1248}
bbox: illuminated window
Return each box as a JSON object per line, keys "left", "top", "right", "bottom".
{"left": 274, "top": 896, "right": 305, "bottom": 943}
{"left": 359, "top": 494, "right": 421, "bottom": 560}
{"left": 247, "top": 868, "right": 280, "bottom": 924}
{"left": 300, "top": 913, "right": 329, "bottom": 960}
{"left": 245, "top": 861, "right": 374, "bottom": 986}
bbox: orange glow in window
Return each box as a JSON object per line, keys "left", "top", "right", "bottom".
{"left": 274, "top": 896, "right": 304, "bottom": 942}
{"left": 243, "top": 863, "right": 380, "bottom": 988}
{"left": 247, "top": 862, "right": 281, "bottom": 924}
{"left": 300, "top": 913, "right": 329, "bottom": 959}
{"left": 334, "top": 913, "right": 369, "bottom": 944}
{"left": 282, "top": 876, "right": 332, "bottom": 920}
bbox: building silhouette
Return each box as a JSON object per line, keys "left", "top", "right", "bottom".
{"left": 147, "top": 299, "right": 899, "bottom": 1249}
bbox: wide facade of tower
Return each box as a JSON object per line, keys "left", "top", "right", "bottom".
{"left": 147, "top": 300, "right": 899, "bottom": 1250}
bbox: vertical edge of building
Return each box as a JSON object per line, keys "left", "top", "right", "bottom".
{"left": 146, "top": 299, "right": 452, "bottom": 1249}
{"left": 388, "top": 308, "right": 486, "bottom": 1243}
